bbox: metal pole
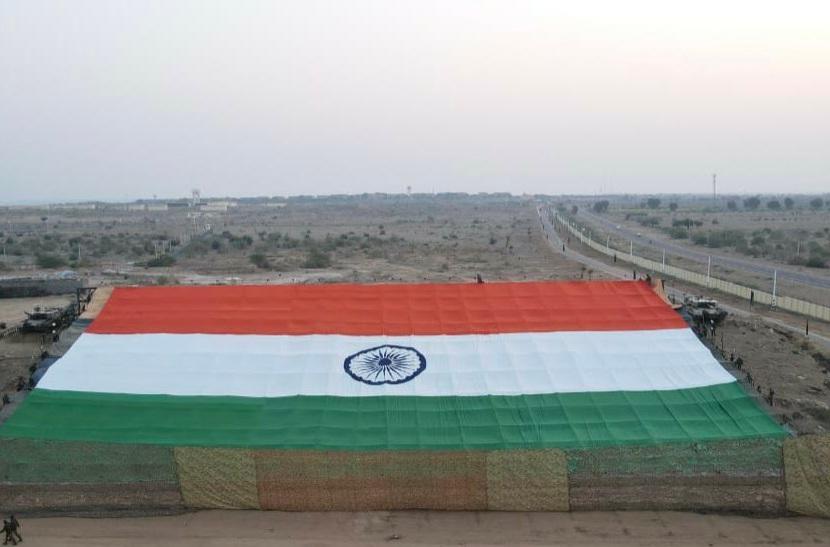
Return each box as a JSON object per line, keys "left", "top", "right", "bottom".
{"left": 772, "top": 270, "right": 777, "bottom": 307}
{"left": 662, "top": 249, "right": 666, "bottom": 273}
{"left": 707, "top": 256, "right": 711, "bottom": 287}
{"left": 606, "top": 235, "right": 610, "bottom": 251}
{"left": 629, "top": 240, "right": 633, "bottom": 256}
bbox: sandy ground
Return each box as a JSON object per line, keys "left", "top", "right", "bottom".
{"left": 79, "top": 286, "right": 111, "bottom": 319}
{"left": 15, "top": 510, "right": 830, "bottom": 546}
{"left": 717, "top": 315, "right": 830, "bottom": 435}
{"left": 0, "top": 295, "right": 74, "bottom": 327}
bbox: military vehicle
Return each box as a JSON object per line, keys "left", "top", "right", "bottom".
{"left": 21, "top": 306, "right": 73, "bottom": 333}
{"left": 683, "top": 296, "right": 728, "bottom": 324}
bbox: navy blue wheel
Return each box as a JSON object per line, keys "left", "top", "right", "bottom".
{"left": 344, "top": 345, "right": 426, "bottom": 385}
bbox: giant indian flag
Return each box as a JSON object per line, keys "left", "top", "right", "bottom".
{"left": 0, "top": 281, "right": 784, "bottom": 448}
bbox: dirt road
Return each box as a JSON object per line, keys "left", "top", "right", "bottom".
{"left": 21, "top": 510, "right": 830, "bottom": 546}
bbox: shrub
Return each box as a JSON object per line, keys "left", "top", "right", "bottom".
{"left": 249, "top": 253, "right": 271, "bottom": 269}
{"left": 810, "top": 197, "right": 824, "bottom": 210}
{"left": 706, "top": 230, "right": 746, "bottom": 249}
{"left": 146, "top": 255, "right": 175, "bottom": 267}
{"left": 638, "top": 216, "right": 661, "bottom": 227}
{"left": 303, "top": 248, "right": 331, "bottom": 268}
{"left": 806, "top": 256, "right": 827, "bottom": 268}
{"left": 743, "top": 196, "right": 761, "bottom": 210}
{"left": 667, "top": 227, "right": 688, "bottom": 239}
{"left": 646, "top": 198, "right": 661, "bottom": 209}
{"left": 592, "top": 200, "right": 609, "bottom": 213}
{"left": 36, "top": 254, "right": 67, "bottom": 268}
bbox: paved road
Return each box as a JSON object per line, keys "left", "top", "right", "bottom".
{"left": 537, "top": 207, "right": 830, "bottom": 351}
{"left": 578, "top": 209, "right": 830, "bottom": 290}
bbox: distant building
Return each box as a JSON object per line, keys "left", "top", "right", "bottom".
{"left": 48, "top": 202, "right": 97, "bottom": 210}
{"left": 200, "top": 203, "right": 228, "bottom": 212}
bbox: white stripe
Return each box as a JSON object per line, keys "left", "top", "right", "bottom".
{"left": 38, "top": 329, "right": 734, "bottom": 398}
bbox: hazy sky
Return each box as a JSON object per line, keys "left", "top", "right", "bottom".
{"left": 1, "top": 1, "right": 828, "bottom": 202}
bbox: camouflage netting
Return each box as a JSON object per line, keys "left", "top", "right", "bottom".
{"left": 2, "top": 438, "right": 816, "bottom": 515}
{"left": 486, "top": 449, "right": 568, "bottom": 511}
{"left": 567, "top": 438, "right": 785, "bottom": 515}
{"left": 254, "top": 450, "right": 488, "bottom": 511}
{"left": 0, "top": 439, "right": 183, "bottom": 514}
{"left": 174, "top": 447, "right": 259, "bottom": 509}
{"left": 784, "top": 435, "right": 830, "bottom": 518}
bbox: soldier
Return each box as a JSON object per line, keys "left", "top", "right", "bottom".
{"left": 7, "top": 516, "right": 20, "bottom": 544}
{"left": 1, "top": 520, "right": 15, "bottom": 546}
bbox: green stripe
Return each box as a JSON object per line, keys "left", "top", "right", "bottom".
{"left": 0, "top": 383, "right": 785, "bottom": 450}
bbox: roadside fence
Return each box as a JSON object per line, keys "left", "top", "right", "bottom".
{"left": 550, "top": 211, "right": 830, "bottom": 323}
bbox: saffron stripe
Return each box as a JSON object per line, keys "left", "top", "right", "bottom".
{"left": 87, "top": 281, "right": 686, "bottom": 335}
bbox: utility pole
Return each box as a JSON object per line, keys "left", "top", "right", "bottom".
{"left": 712, "top": 173, "right": 717, "bottom": 204}
{"left": 706, "top": 255, "right": 712, "bottom": 287}
{"left": 772, "top": 270, "right": 778, "bottom": 307}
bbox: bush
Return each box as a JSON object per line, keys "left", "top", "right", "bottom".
{"left": 667, "top": 227, "right": 688, "bottom": 239}
{"left": 303, "top": 248, "right": 331, "bottom": 269}
{"left": 249, "top": 253, "right": 271, "bottom": 269}
{"left": 592, "top": 200, "right": 609, "bottom": 213}
{"left": 743, "top": 196, "right": 761, "bottom": 210}
{"left": 36, "top": 254, "right": 67, "bottom": 268}
{"left": 706, "top": 230, "right": 746, "bottom": 249}
{"left": 727, "top": 200, "right": 737, "bottom": 211}
{"left": 692, "top": 233, "right": 708, "bottom": 245}
{"left": 810, "top": 197, "right": 824, "bottom": 210}
{"left": 646, "top": 198, "right": 661, "bottom": 209}
{"left": 672, "top": 218, "right": 702, "bottom": 228}
{"left": 146, "top": 255, "right": 175, "bottom": 267}
{"left": 806, "top": 256, "right": 827, "bottom": 268}
{"left": 668, "top": 202, "right": 678, "bottom": 212}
